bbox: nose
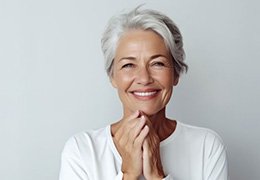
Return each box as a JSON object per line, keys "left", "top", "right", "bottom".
{"left": 135, "top": 66, "right": 154, "bottom": 85}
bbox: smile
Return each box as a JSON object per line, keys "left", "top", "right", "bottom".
{"left": 130, "top": 89, "right": 160, "bottom": 100}
{"left": 133, "top": 91, "right": 157, "bottom": 97}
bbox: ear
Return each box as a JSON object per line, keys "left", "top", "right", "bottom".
{"left": 173, "top": 76, "right": 179, "bottom": 86}
{"left": 109, "top": 75, "right": 118, "bottom": 88}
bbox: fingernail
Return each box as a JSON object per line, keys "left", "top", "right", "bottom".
{"left": 138, "top": 110, "right": 142, "bottom": 116}
{"left": 136, "top": 110, "right": 142, "bottom": 117}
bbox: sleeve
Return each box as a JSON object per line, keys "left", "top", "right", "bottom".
{"left": 59, "top": 136, "right": 123, "bottom": 180}
{"left": 204, "top": 131, "right": 229, "bottom": 180}
{"left": 59, "top": 154, "right": 89, "bottom": 180}
{"left": 59, "top": 137, "right": 89, "bottom": 180}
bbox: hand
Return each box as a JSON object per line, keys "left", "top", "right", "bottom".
{"left": 112, "top": 111, "right": 149, "bottom": 179}
{"left": 142, "top": 114, "right": 165, "bottom": 180}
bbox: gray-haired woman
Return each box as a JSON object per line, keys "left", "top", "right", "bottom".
{"left": 59, "top": 7, "right": 228, "bottom": 180}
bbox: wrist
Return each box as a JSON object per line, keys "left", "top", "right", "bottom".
{"left": 123, "top": 173, "right": 139, "bottom": 180}
{"left": 146, "top": 173, "right": 165, "bottom": 180}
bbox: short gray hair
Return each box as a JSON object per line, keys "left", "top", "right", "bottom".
{"left": 101, "top": 7, "right": 188, "bottom": 77}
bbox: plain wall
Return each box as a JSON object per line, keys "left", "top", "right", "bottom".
{"left": 0, "top": 0, "right": 259, "bottom": 179}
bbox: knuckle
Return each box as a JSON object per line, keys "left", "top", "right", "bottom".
{"left": 117, "top": 138, "right": 125, "bottom": 147}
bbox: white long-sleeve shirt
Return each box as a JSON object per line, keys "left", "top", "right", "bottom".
{"left": 59, "top": 121, "right": 228, "bottom": 180}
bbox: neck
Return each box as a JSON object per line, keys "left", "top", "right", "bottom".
{"left": 122, "top": 108, "right": 176, "bottom": 141}
{"left": 147, "top": 108, "right": 176, "bottom": 141}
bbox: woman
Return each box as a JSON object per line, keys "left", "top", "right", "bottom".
{"left": 59, "top": 7, "right": 228, "bottom": 180}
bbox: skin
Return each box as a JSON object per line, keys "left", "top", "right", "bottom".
{"left": 110, "top": 29, "right": 179, "bottom": 180}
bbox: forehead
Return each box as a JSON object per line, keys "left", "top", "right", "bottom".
{"left": 115, "top": 29, "right": 170, "bottom": 59}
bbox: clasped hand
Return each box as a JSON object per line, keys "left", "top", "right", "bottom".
{"left": 113, "top": 111, "right": 165, "bottom": 180}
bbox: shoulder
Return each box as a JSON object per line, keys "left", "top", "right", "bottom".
{"left": 177, "top": 122, "right": 229, "bottom": 178}
{"left": 61, "top": 126, "right": 109, "bottom": 158}
{"left": 177, "top": 121, "right": 226, "bottom": 150}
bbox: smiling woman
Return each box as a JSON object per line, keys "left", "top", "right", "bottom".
{"left": 111, "top": 30, "right": 177, "bottom": 117}
{"left": 59, "top": 7, "right": 229, "bottom": 180}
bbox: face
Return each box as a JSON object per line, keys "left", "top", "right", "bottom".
{"left": 110, "top": 29, "right": 179, "bottom": 117}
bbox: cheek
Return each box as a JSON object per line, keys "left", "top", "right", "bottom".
{"left": 154, "top": 72, "right": 175, "bottom": 87}
{"left": 113, "top": 72, "right": 134, "bottom": 89}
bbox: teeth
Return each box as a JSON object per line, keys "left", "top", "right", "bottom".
{"left": 133, "top": 91, "right": 157, "bottom": 97}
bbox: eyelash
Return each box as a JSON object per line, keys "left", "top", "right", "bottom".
{"left": 121, "top": 61, "right": 167, "bottom": 69}
{"left": 152, "top": 62, "right": 165, "bottom": 67}
{"left": 121, "top": 63, "right": 134, "bottom": 69}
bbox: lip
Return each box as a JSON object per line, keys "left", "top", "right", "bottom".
{"left": 130, "top": 89, "right": 161, "bottom": 100}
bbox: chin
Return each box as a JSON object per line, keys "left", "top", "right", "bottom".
{"left": 136, "top": 106, "right": 164, "bottom": 116}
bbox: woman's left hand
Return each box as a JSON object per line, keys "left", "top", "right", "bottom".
{"left": 142, "top": 115, "right": 165, "bottom": 180}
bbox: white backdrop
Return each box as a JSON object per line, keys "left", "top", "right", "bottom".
{"left": 0, "top": 0, "right": 259, "bottom": 180}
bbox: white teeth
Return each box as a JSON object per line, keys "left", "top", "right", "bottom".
{"left": 133, "top": 91, "right": 157, "bottom": 97}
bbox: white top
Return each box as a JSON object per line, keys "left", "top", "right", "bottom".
{"left": 59, "top": 121, "right": 228, "bottom": 180}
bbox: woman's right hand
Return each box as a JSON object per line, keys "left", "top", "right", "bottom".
{"left": 112, "top": 111, "right": 149, "bottom": 179}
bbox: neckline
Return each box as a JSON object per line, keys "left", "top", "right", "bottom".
{"left": 106, "top": 125, "right": 122, "bottom": 162}
{"left": 106, "top": 120, "right": 182, "bottom": 162}
{"left": 160, "top": 120, "right": 182, "bottom": 146}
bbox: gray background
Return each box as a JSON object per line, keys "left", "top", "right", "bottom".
{"left": 0, "top": 0, "right": 259, "bottom": 180}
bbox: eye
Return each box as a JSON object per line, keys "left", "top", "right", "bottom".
{"left": 152, "top": 61, "right": 165, "bottom": 67}
{"left": 121, "top": 63, "right": 135, "bottom": 69}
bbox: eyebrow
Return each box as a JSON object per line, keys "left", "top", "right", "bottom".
{"left": 150, "top": 54, "right": 168, "bottom": 60}
{"left": 118, "top": 56, "right": 136, "bottom": 62}
{"left": 118, "top": 54, "right": 168, "bottom": 62}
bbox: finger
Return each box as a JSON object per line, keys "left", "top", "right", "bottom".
{"left": 115, "top": 110, "right": 140, "bottom": 135}
{"left": 123, "top": 111, "right": 141, "bottom": 131}
{"left": 129, "top": 115, "right": 146, "bottom": 140}
{"left": 120, "top": 110, "right": 141, "bottom": 131}
{"left": 142, "top": 139, "right": 150, "bottom": 161}
{"left": 140, "top": 114, "right": 159, "bottom": 140}
{"left": 114, "top": 111, "right": 141, "bottom": 144}
{"left": 134, "top": 125, "right": 149, "bottom": 147}
{"left": 139, "top": 113, "right": 152, "bottom": 127}
{"left": 126, "top": 110, "right": 140, "bottom": 122}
